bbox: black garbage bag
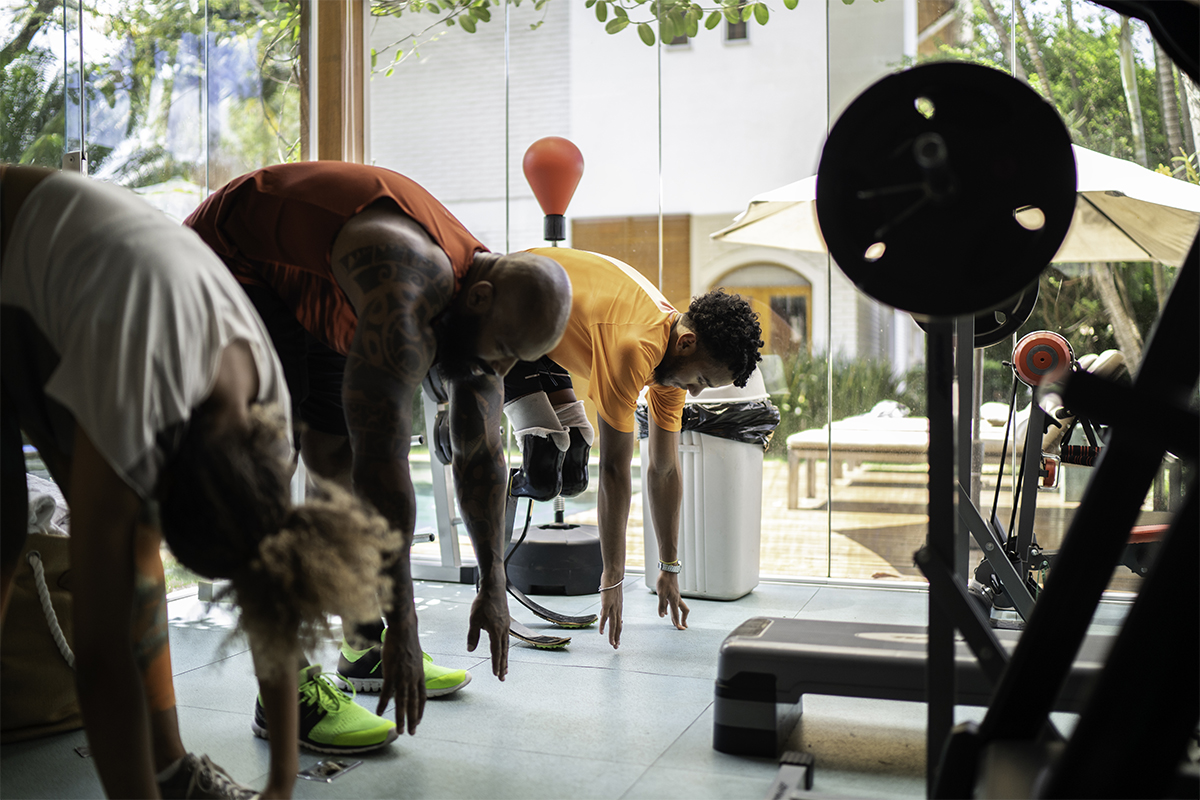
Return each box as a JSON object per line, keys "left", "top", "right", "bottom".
{"left": 636, "top": 400, "right": 781, "bottom": 450}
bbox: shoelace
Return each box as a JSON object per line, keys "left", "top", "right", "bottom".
{"left": 190, "top": 754, "right": 258, "bottom": 800}
{"left": 301, "top": 671, "right": 358, "bottom": 712}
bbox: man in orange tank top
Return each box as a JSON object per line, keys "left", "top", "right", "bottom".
{"left": 186, "top": 163, "right": 571, "bottom": 737}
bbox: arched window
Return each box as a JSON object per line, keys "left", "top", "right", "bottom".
{"left": 714, "top": 265, "right": 812, "bottom": 358}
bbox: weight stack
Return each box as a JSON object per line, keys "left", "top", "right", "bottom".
{"left": 506, "top": 524, "right": 603, "bottom": 595}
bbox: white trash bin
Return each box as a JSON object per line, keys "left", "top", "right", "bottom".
{"left": 640, "top": 369, "right": 771, "bottom": 600}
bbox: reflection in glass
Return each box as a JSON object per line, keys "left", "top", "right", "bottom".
{"left": 8, "top": 0, "right": 302, "bottom": 217}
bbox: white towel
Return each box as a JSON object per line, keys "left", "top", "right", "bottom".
{"left": 25, "top": 474, "right": 69, "bottom": 537}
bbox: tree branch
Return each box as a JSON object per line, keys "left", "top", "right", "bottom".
{"left": 978, "top": 0, "right": 1027, "bottom": 83}
{"left": 1013, "top": 0, "right": 1055, "bottom": 105}
{"left": 1, "top": 0, "right": 60, "bottom": 72}
{"left": 1089, "top": 262, "right": 1143, "bottom": 368}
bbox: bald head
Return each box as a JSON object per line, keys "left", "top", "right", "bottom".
{"left": 488, "top": 252, "right": 572, "bottom": 356}
{"left": 446, "top": 251, "right": 571, "bottom": 377}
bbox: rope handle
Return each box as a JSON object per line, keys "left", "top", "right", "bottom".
{"left": 26, "top": 550, "right": 75, "bottom": 669}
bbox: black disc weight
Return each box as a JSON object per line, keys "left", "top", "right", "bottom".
{"left": 816, "top": 63, "right": 1076, "bottom": 319}
{"left": 916, "top": 278, "right": 1039, "bottom": 348}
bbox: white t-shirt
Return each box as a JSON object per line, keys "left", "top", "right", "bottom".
{"left": 2, "top": 171, "right": 291, "bottom": 499}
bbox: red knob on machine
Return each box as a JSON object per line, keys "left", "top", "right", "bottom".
{"left": 523, "top": 137, "right": 584, "bottom": 243}
{"left": 1013, "top": 331, "right": 1074, "bottom": 387}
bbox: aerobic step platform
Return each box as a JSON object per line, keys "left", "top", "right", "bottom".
{"left": 713, "top": 617, "right": 1113, "bottom": 757}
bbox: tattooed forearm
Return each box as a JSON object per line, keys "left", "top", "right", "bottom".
{"left": 338, "top": 243, "right": 452, "bottom": 545}
{"left": 448, "top": 375, "right": 508, "bottom": 573}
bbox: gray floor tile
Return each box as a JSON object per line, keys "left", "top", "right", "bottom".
{"left": 620, "top": 764, "right": 775, "bottom": 800}
{"left": 288, "top": 741, "right": 645, "bottom": 800}
{"left": 2, "top": 579, "right": 1144, "bottom": 800}
{"left": 652, "top": 704, "right": 782, "bottom": 781}
{"left": 811, "top": 768, "right": 927, "bottom": 800}
{"left": 406, "top": 661, "right": 715, "bottom": 766}
{"left": 795, "top": 586, "right": 930, "bottom": 625}
{"left": 0, "top": 729, "right": 100, "bottom": 800}
{"left": 171, "top": 705, "right": 273, "bottom": 791}
{"left": 787, "top": 695, "right": 926, "bottom": 778}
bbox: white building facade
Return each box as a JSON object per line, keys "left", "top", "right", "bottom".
{"left": 367, "top": 0, "right": 929, "bottom": 369}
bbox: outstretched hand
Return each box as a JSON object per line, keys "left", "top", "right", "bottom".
{"left": 656, "top": 572, "right": 690, "bottom": 631}
{"left": 376, "top": 610, "right": 425, "bottom": 733}
{"left": 598, "top": 580, "right": 624, "bottom": 649}
{"left": 467, "top": 580, "right": 509, "bottom": 680}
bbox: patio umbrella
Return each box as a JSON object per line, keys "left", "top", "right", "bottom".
{"left": 711, "top": 145, "right": 1200, "bottom": 267}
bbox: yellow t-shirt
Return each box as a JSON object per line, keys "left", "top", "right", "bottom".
{"left": 529, "top": 248, "right": 685, "bottom": 433}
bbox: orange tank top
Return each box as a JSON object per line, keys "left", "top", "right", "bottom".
{"left": 185, "top": 162, "right": 486, "bottom": 355}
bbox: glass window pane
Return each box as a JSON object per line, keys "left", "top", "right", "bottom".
{"left": 1, "top": 1, "right": 67, "bottom": 167}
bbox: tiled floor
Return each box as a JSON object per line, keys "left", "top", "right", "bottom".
{"left": 0, "top": 576, "right": 1133, "bottom": 800}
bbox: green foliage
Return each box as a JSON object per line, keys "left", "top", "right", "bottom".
{"left": 1014, "top": 263, "right": 1174, "bottom": 357}
{"left": 1166, "top": 148, "right": 1199, "bottom": 184}
{"left": 771, "top": 350, "right": 926, "bottom": 449}
{"left": 767, "top": 351, "right": 1028, "bottom": 459}
{"left": 2, "top": 0, "right": 302, "bottom": 185}
{"left": 926, "top": 3, "right": 1177, "bottom": 171}
{"left": 1, "top": 46, "right": 64, "bottom": 166}
{"left": 916, "top": 3, "right": 1192, "bottom": 368}
{"left": 93, "top": 0, "right": 303, "bottom": 186}
{"left": 371, "top": 0, "right": 796, "bottom": 52}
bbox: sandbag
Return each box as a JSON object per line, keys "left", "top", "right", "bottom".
{"left": 1, "top": 474, "right": 81, "bottom": 743}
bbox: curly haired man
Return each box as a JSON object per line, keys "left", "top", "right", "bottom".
{"left": 502, "top": 248, "right": 763, "bottom": 648}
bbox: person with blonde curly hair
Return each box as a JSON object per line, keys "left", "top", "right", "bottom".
{"left": 1, "top": 165, "right": 400, "bottom": 799}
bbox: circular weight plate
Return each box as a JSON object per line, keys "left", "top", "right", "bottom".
{"left": 975, "top": 281, "right": 1039, "bottom": 348}
{"left": 816, "top": 63, "right": 1076, "bottom": 319}
{"left": 916, "top": 279, "right": 1039, "bottom": 348}
{"left": 1013, "top": 330, "right": 1074, "bottom": 386}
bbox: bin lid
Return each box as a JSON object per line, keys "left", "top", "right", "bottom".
{"left": 638, "top": 366, "right": 770, "bottom": 405}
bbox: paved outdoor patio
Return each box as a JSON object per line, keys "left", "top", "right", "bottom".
{"left": 412, "top": 451, "right": 1149, "bottom": 596}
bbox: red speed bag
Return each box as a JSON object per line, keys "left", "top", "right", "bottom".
{"left": 523, "top": 137, "right": 584, "bottom": 216}
{"left": 523, "top": 136, "right": 583, "bottom": 241}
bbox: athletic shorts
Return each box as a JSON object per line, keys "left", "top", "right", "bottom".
{"left": 241, "top": 284, "right": 349, "bottom": 438}
{"left": 503, "top": 356, "right": 574, "bottom": 403}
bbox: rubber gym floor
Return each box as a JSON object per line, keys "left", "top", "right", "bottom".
{"left": 0, "top": 574, "right": 1132, "bottom": 800}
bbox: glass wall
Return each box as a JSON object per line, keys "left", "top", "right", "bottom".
{"left": 5, "top": 0, "right": 1192, "bottom": 596}
{"left": 2, "top": 0, "right": 302, "bottom": 218}
{"left": 365, "top": 0, "right": 1193, "bottom": 596}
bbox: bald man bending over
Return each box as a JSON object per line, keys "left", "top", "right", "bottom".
{"left": 186, "top": 163, "right": 570, "bottom": 739}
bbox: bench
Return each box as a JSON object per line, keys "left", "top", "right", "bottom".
{"left": 785, "top": 416, "right": 1020, "bottom": 508}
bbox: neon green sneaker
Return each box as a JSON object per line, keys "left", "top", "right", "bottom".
{"left": 336, "top": 629, "right": 471, "bottom": 697}
{"left": 251, "top": 665, "right": 397, "bottom": 754}
{"left": 421, "top": 651, "right": 472, "bottom": 697}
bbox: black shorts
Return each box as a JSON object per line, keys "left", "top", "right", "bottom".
{"left": 0, "top": 308, "right": 73, "bottom": 566}
{"left": 241, "top": 284, "right": 349, "bottom": 438}
{"left": 503, "top": 356, "right": 574, "bottom": 403}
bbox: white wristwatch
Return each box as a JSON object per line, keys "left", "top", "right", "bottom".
{"left": 658, "top": 559, "right": 682, "bottom": 573}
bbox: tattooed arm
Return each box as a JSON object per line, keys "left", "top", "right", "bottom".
{"left": 67, "top": 423, "right": 160, "bottom": 797}
{"left": 447, "top": 371, "right": 510, "bottom": 680}
{"left": 336, "top": 230, "right": 455, "bottom": 733}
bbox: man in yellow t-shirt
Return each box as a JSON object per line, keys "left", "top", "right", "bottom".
{"left": 502, "top": 249, "right": 763, "bottom": 649}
